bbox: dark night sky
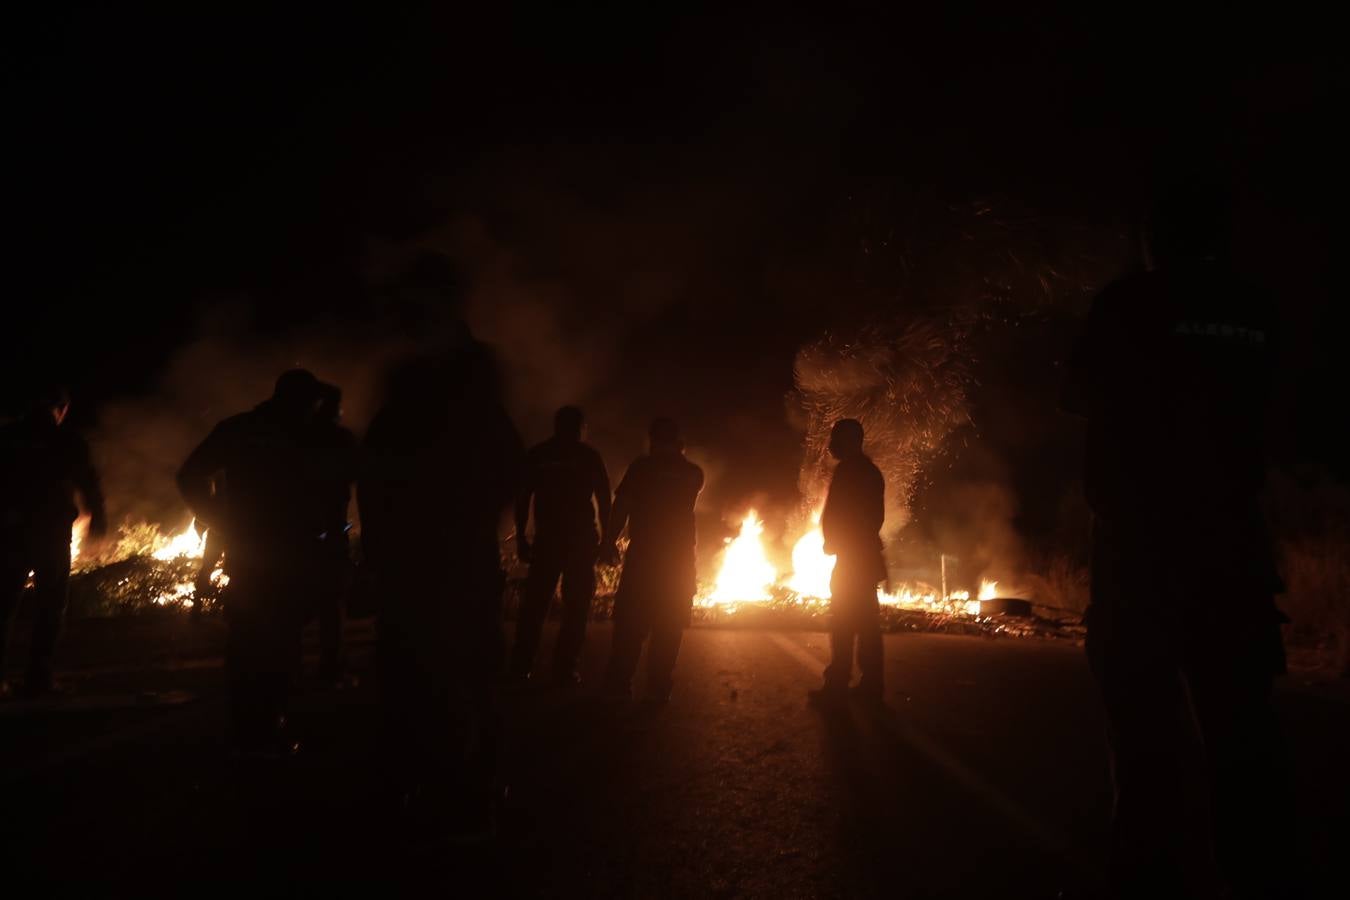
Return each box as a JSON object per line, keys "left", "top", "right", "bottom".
{"left": 3, "top": 5, "right": 1341, "bottom": 563}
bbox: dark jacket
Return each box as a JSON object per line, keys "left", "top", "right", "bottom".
{"left": 359, "top": 342, "right": 523, "bottom": 582}
{"left": 177, "top": 400, "right": 322, "bottom": 569}
{"left": 611, "top": 450, "right": 704, "bottom": 601}
{"left": 821, "top": 453, "right": 885, "bottom": 583}
{"left": 520, "top": 436, "right": 610, "bottom": 543}
{"left": 1064, "top": 260, "right": 1278, "bottom": 586}
{"left": 306, "top": 420, "right": 359, "bottom": 553}
{"left": 1065, "top": 263, "right": 1274, "bottom": 524}
{"left": 1, "top": 415, "right": 105, "bottom": 542}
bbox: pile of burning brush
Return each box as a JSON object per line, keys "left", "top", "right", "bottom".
{"left": 65, "top": 517, "right": 224, "bottom": 617}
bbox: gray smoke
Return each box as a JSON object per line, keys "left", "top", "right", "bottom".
{"left": 88, "top": 319, "right": 406, "bottom": 531}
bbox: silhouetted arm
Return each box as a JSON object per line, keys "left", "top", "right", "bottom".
{"left": 177, "top": 424, "right": 230, "bottom": 527}
{"left": 71, "top": 436, "right": 107, "bottom": 537}
{"left": 592, "top": 450, "right": 612, "bottom": 538}
{"left": 600, "top": 464, "right": 633, "bottom": 564}
{"left": 514, "top": 451, "right": 536, "bottom": 559}
{"left": 868, "top": 466, "right": 885, "bottom": 536}
{"left": 819, "top": 469, "right": 840, "bottom": 555}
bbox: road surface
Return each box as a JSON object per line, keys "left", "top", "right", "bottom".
{"left": 2, "top": 616, "right": 1345, "bottom": 896}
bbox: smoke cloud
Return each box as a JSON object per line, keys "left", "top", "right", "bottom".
{"left": 88, "top": 318, "right": 408, "bottom": 531}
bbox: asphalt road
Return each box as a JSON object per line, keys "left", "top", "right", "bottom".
{"left": 2, "top": 616, "right": 1345, "bottom": 897}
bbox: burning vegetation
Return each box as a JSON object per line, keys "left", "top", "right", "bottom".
{"left": 66, "top": 516, "right": 226, "bottom": 616}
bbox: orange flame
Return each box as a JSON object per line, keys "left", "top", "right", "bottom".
{"left": 700, "top": 508, "right": 1003, "bottom": 617}
{"left": 701, "top": 511, "right": 777, "bottom": 606}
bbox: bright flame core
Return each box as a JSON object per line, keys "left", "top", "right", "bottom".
{"left": 786, "top": 518, "right": 835, "bottom": 598}
{"left": 703, "top": 512, "right": 777, "bottom": 605}
{"left": 698, "top": 508, "right": 1006, "bottom": 617}
{"left": 152, "top": 521, "right": 207, "bottom": 561}
{"left": 70, "top": 515, "right": 90, "bottom": 563}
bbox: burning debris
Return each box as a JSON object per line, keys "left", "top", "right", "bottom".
{"left": 678, "top": 509, "right": 1082, "bottom": 641}
{"left": 66, "top": 517, "right": 226, "bottom": 617}
{"left": 66, "top": 509, "right": 1077, "bottom": 643}
{"left": 697, "top": 510, "right": 993, "bottom": 617}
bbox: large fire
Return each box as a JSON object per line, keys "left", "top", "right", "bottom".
{"left": 699, "top": 509, "right": 1003, "bottom": 617}
{"left": 703, "top": 511, "right": 778, "bottom": 605}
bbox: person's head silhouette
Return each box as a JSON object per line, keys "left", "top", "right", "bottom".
{"left": 649, "top": 417, "right": 683, "bottom": 456}
{"left": 272, "top": 369, "right": 321, "bottom": 421}
{"left": 554, "top": 406, "right": 585, "bottom": 443}
{"left": 317, "top": 382, "right": 343, "bottom": 425}
{"left": 828, "top": 418, "right": 865, "bottom": 460}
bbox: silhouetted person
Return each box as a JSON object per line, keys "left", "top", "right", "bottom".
{"left": 1064, "top": 180, "right": 1295, "bottom": 899}
{"left": 306, "top": 382, "right": 358, "bottom": 686}
{"left": 808, "top": 419, "right": 886, "bottom": 707}
{"left": 0, "top": 387, "right": 107, "bottom": 698}
{"left": 600, "top": 418, "right": 704, "bottom": 704}
{"left": 177, "top": 369, "right": 325, "bottom": 756}
{"left": 509, "top": 405, "right": 612, "bottom": 686}
{"left": 360, "top": 253, "right": 523, "bottom": 837}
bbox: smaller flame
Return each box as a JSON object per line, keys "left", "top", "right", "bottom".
{"left": 967, "top": 579, "right": 999, "bottom": 616}
{"left": 152, "top": 520, "right": 207, "bottom": 561}
{"left": 70, "top": 515, "right": 90, "bottom": 565}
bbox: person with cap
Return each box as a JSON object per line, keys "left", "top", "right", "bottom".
{"left": 1, "top": 386, "right": 107, "bottom": 698}
{"left": 509, "top": 405, "right": 612, "bottom": 686}
{"left": 600, "top": 418, "right": 704, "bottom": 704}
{"left": 177, "top": 368, "right": 326, "bottom": 756}
{"left": 808, "top": 418, "right": 887, "bottom": 707}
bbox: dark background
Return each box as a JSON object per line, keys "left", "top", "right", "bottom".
{"left": 3, "top": 5, "right": 1340, "bottom": 576}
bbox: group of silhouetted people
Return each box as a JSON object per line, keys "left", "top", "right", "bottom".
{"left": 0, "top": 175, "right": 1305, "bottom": 896}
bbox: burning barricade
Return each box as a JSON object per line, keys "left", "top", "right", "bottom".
{"left": 63, "top": 509, "right": 1080, "bottom": 643}
{"left": 686, "top": 510, "right": 1081, "bottom": 640}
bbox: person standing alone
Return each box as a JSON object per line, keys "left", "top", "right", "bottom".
{"left": 809, "top": 418, "right": 886, "bottom": 707}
